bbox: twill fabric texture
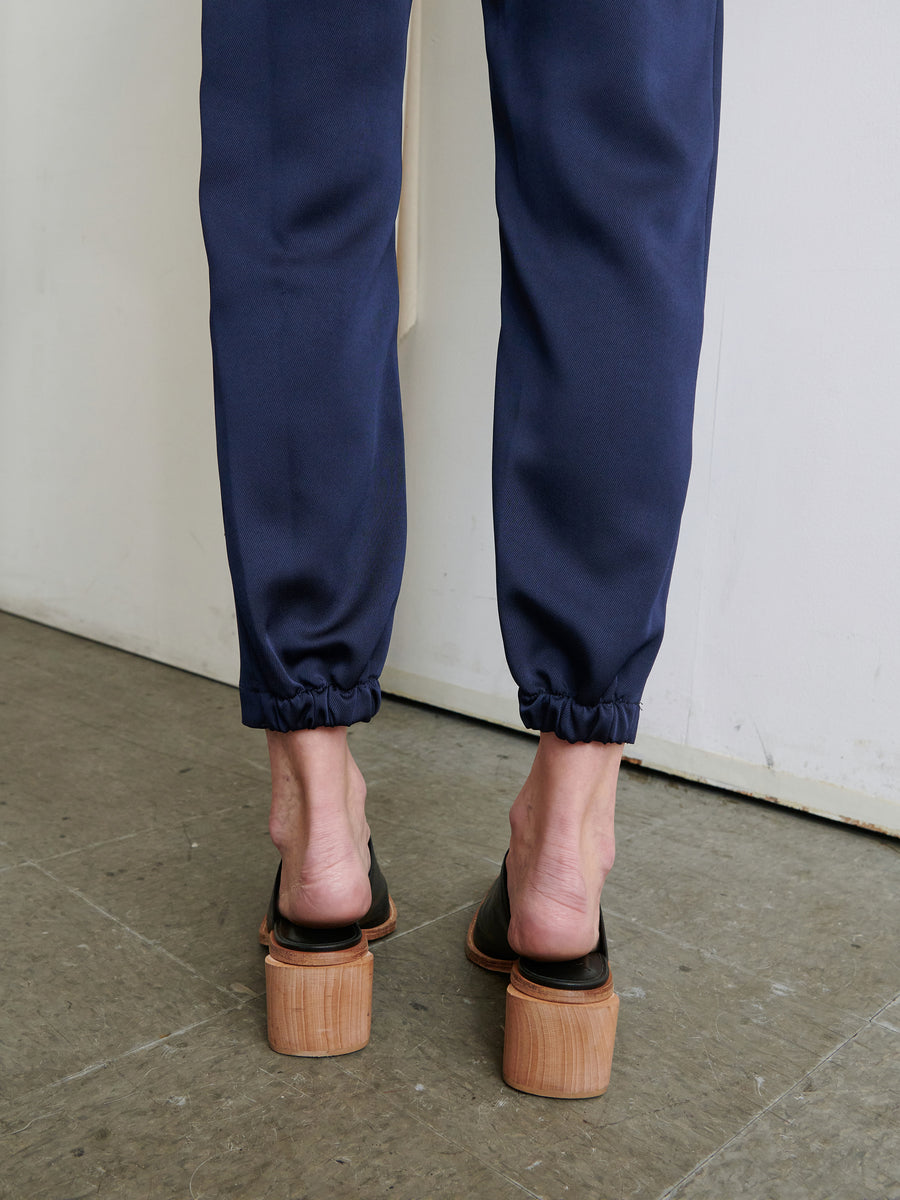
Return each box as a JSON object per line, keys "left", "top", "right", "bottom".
{"left": 198, "top": 0, "right": 724, "bottom": 744}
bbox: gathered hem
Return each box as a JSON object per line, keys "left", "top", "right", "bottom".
{"left": 240, "top": 676, "right": 381, "bottom": 731}
{"left": 519, "top": 689, "right": 640, "bottom": 745}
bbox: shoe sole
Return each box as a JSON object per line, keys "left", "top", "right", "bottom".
{"left": 258, "top": 894, "right": 398, "bottom": 948}
{"left": 464, "top": 911, "right": 514, "bottom": 974}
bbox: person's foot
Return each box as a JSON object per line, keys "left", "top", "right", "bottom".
{"left": 266, "top": 727, "right": 371, "bottom": 927}
{"left": 505, "top": 733, "right": 622, "bottom": 961}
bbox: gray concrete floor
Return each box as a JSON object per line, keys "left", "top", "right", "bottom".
{"left": 1, "top": 610, "right": 898, "bottom": 1200}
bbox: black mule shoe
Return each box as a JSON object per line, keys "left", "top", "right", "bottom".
{"left": 466, "top": 853, "right": 619, "bottom": 1098}
{"left": 260, "top": 838, "right": 396, "bottom": 1057}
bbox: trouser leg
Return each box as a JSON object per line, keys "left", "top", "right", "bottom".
{"left": 199, "top": 1, "right": 411, "bottom": 731}
{"left": 482, "top": 0, "right": 724, "bottom": 743}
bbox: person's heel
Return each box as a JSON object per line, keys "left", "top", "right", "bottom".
{"left": 503, "top": 963, "right": 619, "bottom": 1098}
{"left": 265, "top": 937, "right": 373, "bottom": 1057}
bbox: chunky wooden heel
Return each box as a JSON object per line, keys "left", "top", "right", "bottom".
{"left": 265, "top": 937, "right": 373, "bottom": 1057}
{"left": 503, "top": 964, "right": 619, "bottom": 1098}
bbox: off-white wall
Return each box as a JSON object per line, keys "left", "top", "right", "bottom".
{"left": 2, "top": 2, "right": 898, "bottom": 834}
{"left": 0, "top": 1, "right": 235, "bottom": 677}
{"left": 642, "top": 0, "right": 900, "bottom": 832}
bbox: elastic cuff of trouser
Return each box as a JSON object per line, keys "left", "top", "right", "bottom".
{"left": 519, "top": 689, "right": 641, "bottom": 745}
{"left": 239, "top": 677, "right": 382, "bottom": 732}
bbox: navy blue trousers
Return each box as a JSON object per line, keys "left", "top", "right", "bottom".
{"left": 199, "top": 0, "right": 723, "bottom": 744}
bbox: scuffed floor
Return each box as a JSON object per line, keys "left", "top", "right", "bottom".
{"left": 2, "top": 610, "right": 898, "bottom": 1199}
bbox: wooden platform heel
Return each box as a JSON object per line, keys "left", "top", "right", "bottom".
{"left": 466, "top": 854, "right": 618, "bottom": 1098}
{"left": 265, "top": 931, "right": 373, "bottom": 1057}
{"left": 260, "top": 839, "right": 396, "bottom": 1058}
{"left": 503, "top": 962, "right": 619, "bottom": 1098}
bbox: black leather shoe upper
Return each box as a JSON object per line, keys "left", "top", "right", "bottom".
{"left": 472, "top": 853, "right": 611, "bottom": 991}
{"left": 470, "top": 855, "right": 516, "bottom": 962}
{"left": 363, "top": 839, "right": 392, "bottom": 930}
{"left": 268, "top": 837, "right": 390, "bottom": 953}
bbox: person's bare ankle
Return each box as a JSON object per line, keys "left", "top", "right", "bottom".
{"left": 267, "top": 727, "right": 372, "bottom": 927}
{"left": 505, "top": 734, "right": 621, "bottom": 961}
